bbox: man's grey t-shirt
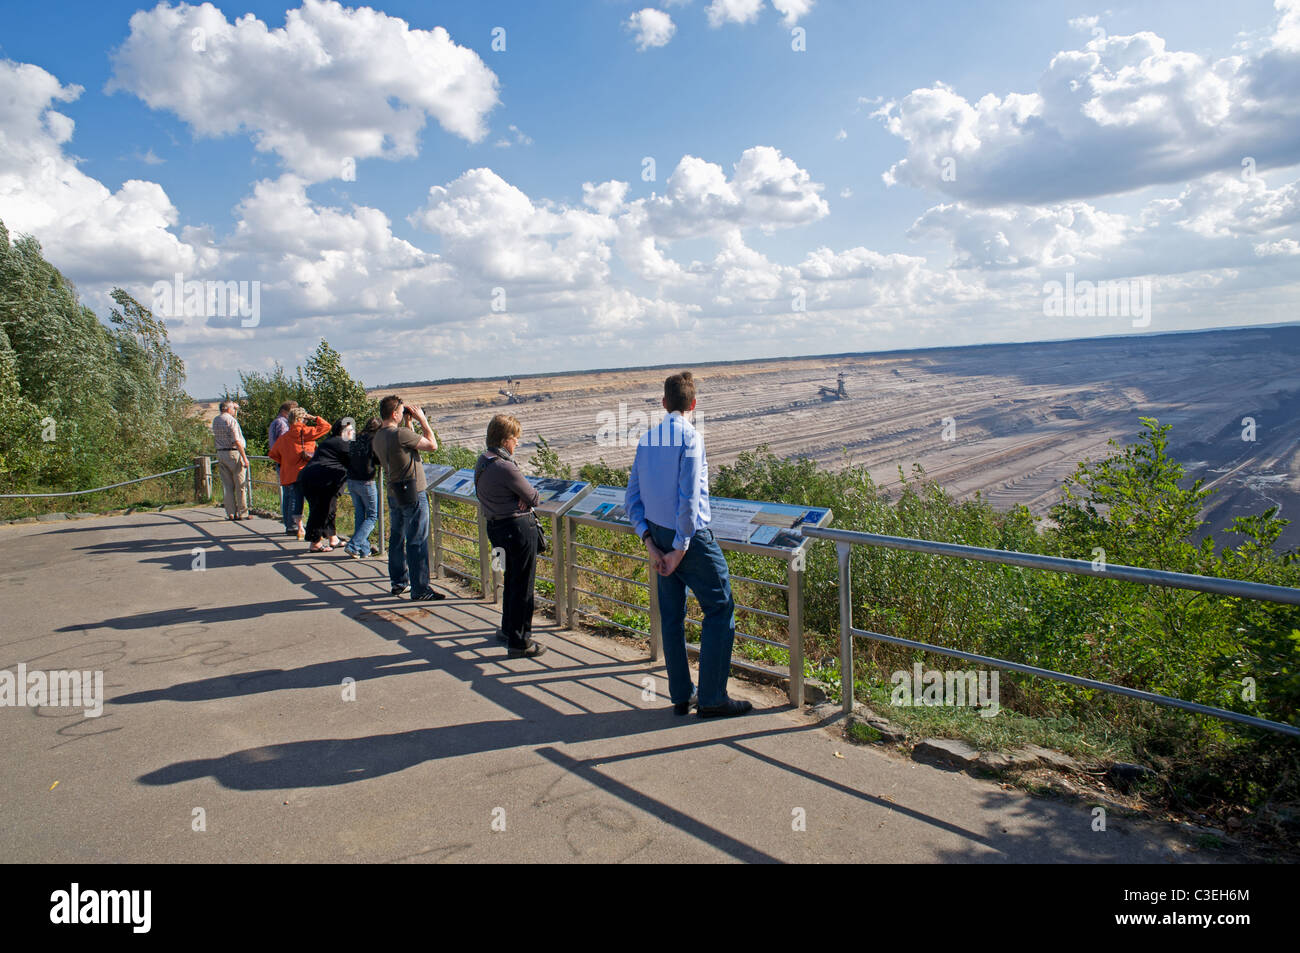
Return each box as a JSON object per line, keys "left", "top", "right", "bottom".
{"left": 372, "top": 425, "right": 426, "bottom": 492}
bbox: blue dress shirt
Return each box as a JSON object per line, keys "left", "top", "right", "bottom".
{"left": 626, "top": 411, "right": 711, "bottom": 552}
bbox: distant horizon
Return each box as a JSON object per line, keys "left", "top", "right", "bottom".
{"left": 195, "top": 320, "right": 1300, "bottom": 403}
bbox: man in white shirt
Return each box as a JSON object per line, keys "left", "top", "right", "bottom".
{"left": 211, "top": 400, "right": 249, "bottom": 520}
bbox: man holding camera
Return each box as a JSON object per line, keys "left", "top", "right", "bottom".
{"left": 372, "top": 395, "right": 445, "bottom": 601}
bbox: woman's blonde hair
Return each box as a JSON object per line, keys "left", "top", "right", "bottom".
{"left": 289, "top": 407, "right": 308, "bottom": 423}
{"left": 486, "top": 414, "right": 521, "bottom": 449}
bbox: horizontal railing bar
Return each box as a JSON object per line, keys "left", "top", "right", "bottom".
{"left": 572, "top": 541, "right": 650, "bottom": 564}
{"left": 571, "top": 587, "right": 648, "bottom": 614}
{"left": 440, "top": 548, "right": 479, "bottom": 566}
{"left": 439, "top": 564, "right": 479, "bottom": 583}
{"left": 732, "top": 601, "right": 789, "bottom": 622}
{"left": 438, "top": 511, "right": 477, "bottom": 527}
{"left": 574, "top": 606, "right": 650, "bottom": 636}
{"left": 849, "top": 625, "right": 1300, "bottom": 738}
{"left": 678, "top": 616, "right": 779, "bottom": 648}
{"left": 803, "top": 525, "right": 1300, "bottom": 606}
{"left": 573, "top": 564, "right": 649, "bottom": 589}
{"left": 0, "top": 465, "right": 198, "bottom": 499}
{"left": 735, "top": 632, "right": 788, "bottom": 650}
{"left": 440, "top": 529, "right": 478, "bottom": 545}
{"left": 730, "top": 573, "right": 789, "bottom": 591}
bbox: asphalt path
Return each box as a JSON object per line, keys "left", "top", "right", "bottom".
{"left": 0, "top": 509, "right": 1197, "bottom": 863}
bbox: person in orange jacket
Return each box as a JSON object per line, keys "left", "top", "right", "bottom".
{"left": 268, "top": 408, "right": 331, "bottom": 539}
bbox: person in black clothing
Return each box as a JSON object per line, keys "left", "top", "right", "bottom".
{"left": 344, "top": 417, "right": 382, "bottom": 558}
{"left": 474, "top": 413, "right": 545, "bottom": 659}
{"left": 299, "top": 417, "right": 354, "bottom": 552}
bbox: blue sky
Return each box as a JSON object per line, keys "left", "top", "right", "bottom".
{"left": 2, "top": 0, "right": 1298, "bottom": 396}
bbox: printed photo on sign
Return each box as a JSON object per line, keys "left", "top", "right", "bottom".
{"left": 439, "top": 469, "right": 478, "bottom": 498}
{"left": 526, "top": 477, "right": 589, "bottom": 510}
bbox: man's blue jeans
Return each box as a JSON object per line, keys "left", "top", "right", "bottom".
{"left": 281, "top": 481, "right": 303, "bottom": 532}
{"left": 347, "top": 479, "right": 378, "bottom": 555}
{"left": 387, "top": 490, "right": 432, "bottom": 598}
{"left": 647, "top": 521, "right": 736, "bottom": 708}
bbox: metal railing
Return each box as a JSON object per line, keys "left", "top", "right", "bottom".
{"left": 15, "top": 456, "right": 1295, "bottom": 738}
{"left": 0, "top": 464, "right": 198, "bottom": 499}
{"left": 801, "top": 525, "right": 1300, "bottom": 738}
{"left": 564, "top": 508, "right": 809, "bottom": 704}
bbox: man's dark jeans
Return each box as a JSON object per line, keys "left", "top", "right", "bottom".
{"left": 647, "top": 521, "right": 736, "bottom": 708}
{"left": 281, "top": 480, "right": 302, "bottom": 532}
{"left": 486, "top": 514, "right": 539, "bottom": 649}
{"left": 387, "top": 490, "right": 433, "bottom": 598}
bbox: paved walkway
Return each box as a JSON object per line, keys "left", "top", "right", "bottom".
{"left": 0, "top": 509, "right": 1199, "bottom": 862}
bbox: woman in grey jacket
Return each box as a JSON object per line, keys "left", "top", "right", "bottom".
{"left": 474, "top": 414, "right": 545, "bottom": 659}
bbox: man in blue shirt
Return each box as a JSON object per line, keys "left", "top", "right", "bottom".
{"left": 626, "top": 371, "right": 752, "bottom": 719}
{"left": 268, "top": 400, "right": 298, "bottom": 534}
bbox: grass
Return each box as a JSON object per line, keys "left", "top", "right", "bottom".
{"left": 847, "top": 721, "right": 882, "bottom": 744}
{"left": 823, "top": 671, "right": 1136, "bottom": 762}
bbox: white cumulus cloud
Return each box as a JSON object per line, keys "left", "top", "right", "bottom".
{"left": 107, "top": 0, "right": 500, "bottom": 182}
{"left": 0, "top": 59, "right": 204, "bottom": 284}
{"left": 627, "top": 8, "right": 676, "bottom": 50}
{"left": 874, "top": 4, "right": 1300, "bottom": 204}
{"left": 707, "top": 0, "right": 764, "bottom": 27}
{"left": 772, "top": 0, "right": 815, "bottom": 27}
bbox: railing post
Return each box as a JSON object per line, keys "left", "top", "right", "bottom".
{"left": 565, "top": 519, "right": 579, "bottom": 629}
{"left": 837, "top": 542, "right": 853, "bottom": 716}
{"left": 553, "top": 514, "right": 566, "bottom": 627}
{"left": 788, "top": 555, "right": 805, "bottom": 708}
{"left": 430, "top": 491, "right": 441, "bottom": 578}
{"left": 477, "top": 504, "right": 494, "bottom": 603}
{"left": 194, "top": 456, "right": 212, "bottom": 503}
{"left": 648, "top": 549, "right": 662, "bottom": 663}
{"left": 376, "top": 470, "right": 385, "bottom": 556}
{"left": 244, "top": 459, "right": 254, "bottom": 515}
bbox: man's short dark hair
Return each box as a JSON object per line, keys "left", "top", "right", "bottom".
{"left": 380, "top": 395, "right": 402, "bottom": 420}
{"left": 664, "top": 372, "right": 695, "bottom": 413}
{"left": 277, "top": 400, "right": 298, "bottom": 415}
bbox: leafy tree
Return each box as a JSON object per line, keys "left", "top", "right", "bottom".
{"left": 529, "top": 434, "right": 571, "bottom": 478}
{"left": 0, "top": 325, "right": 42, "bottom": 485}
{"left": 0, "top": 219, "right": 204, "bottom": 495}
{"left": 1051, "top": 417, "right": 1215, "bottom": 572}
{"left": 578, "top": 458, "right": 628, "bottom": 487}
{"left": 303, "top": 339, "right": 373, "bottom": 426}
{"left": 224, "top": 364, "right": 313, "bottom": 454}
{"left": 224, "top": 340, "right": 375, "bottom": 453}
{"left": 426, "top": 439, "right": 478, "bottom": 470}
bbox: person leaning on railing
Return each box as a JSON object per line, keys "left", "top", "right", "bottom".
{"left": 268, "top": 407, "right": 330, "bottom": 540}
{"left": 344, "top": 417, "right": 383, "bottom": 559}
{"left": 475, "top": 413, "right": 546, "bottom": 659}
{"left": 211, "top": 400, "right": 250, "bottom": 521}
